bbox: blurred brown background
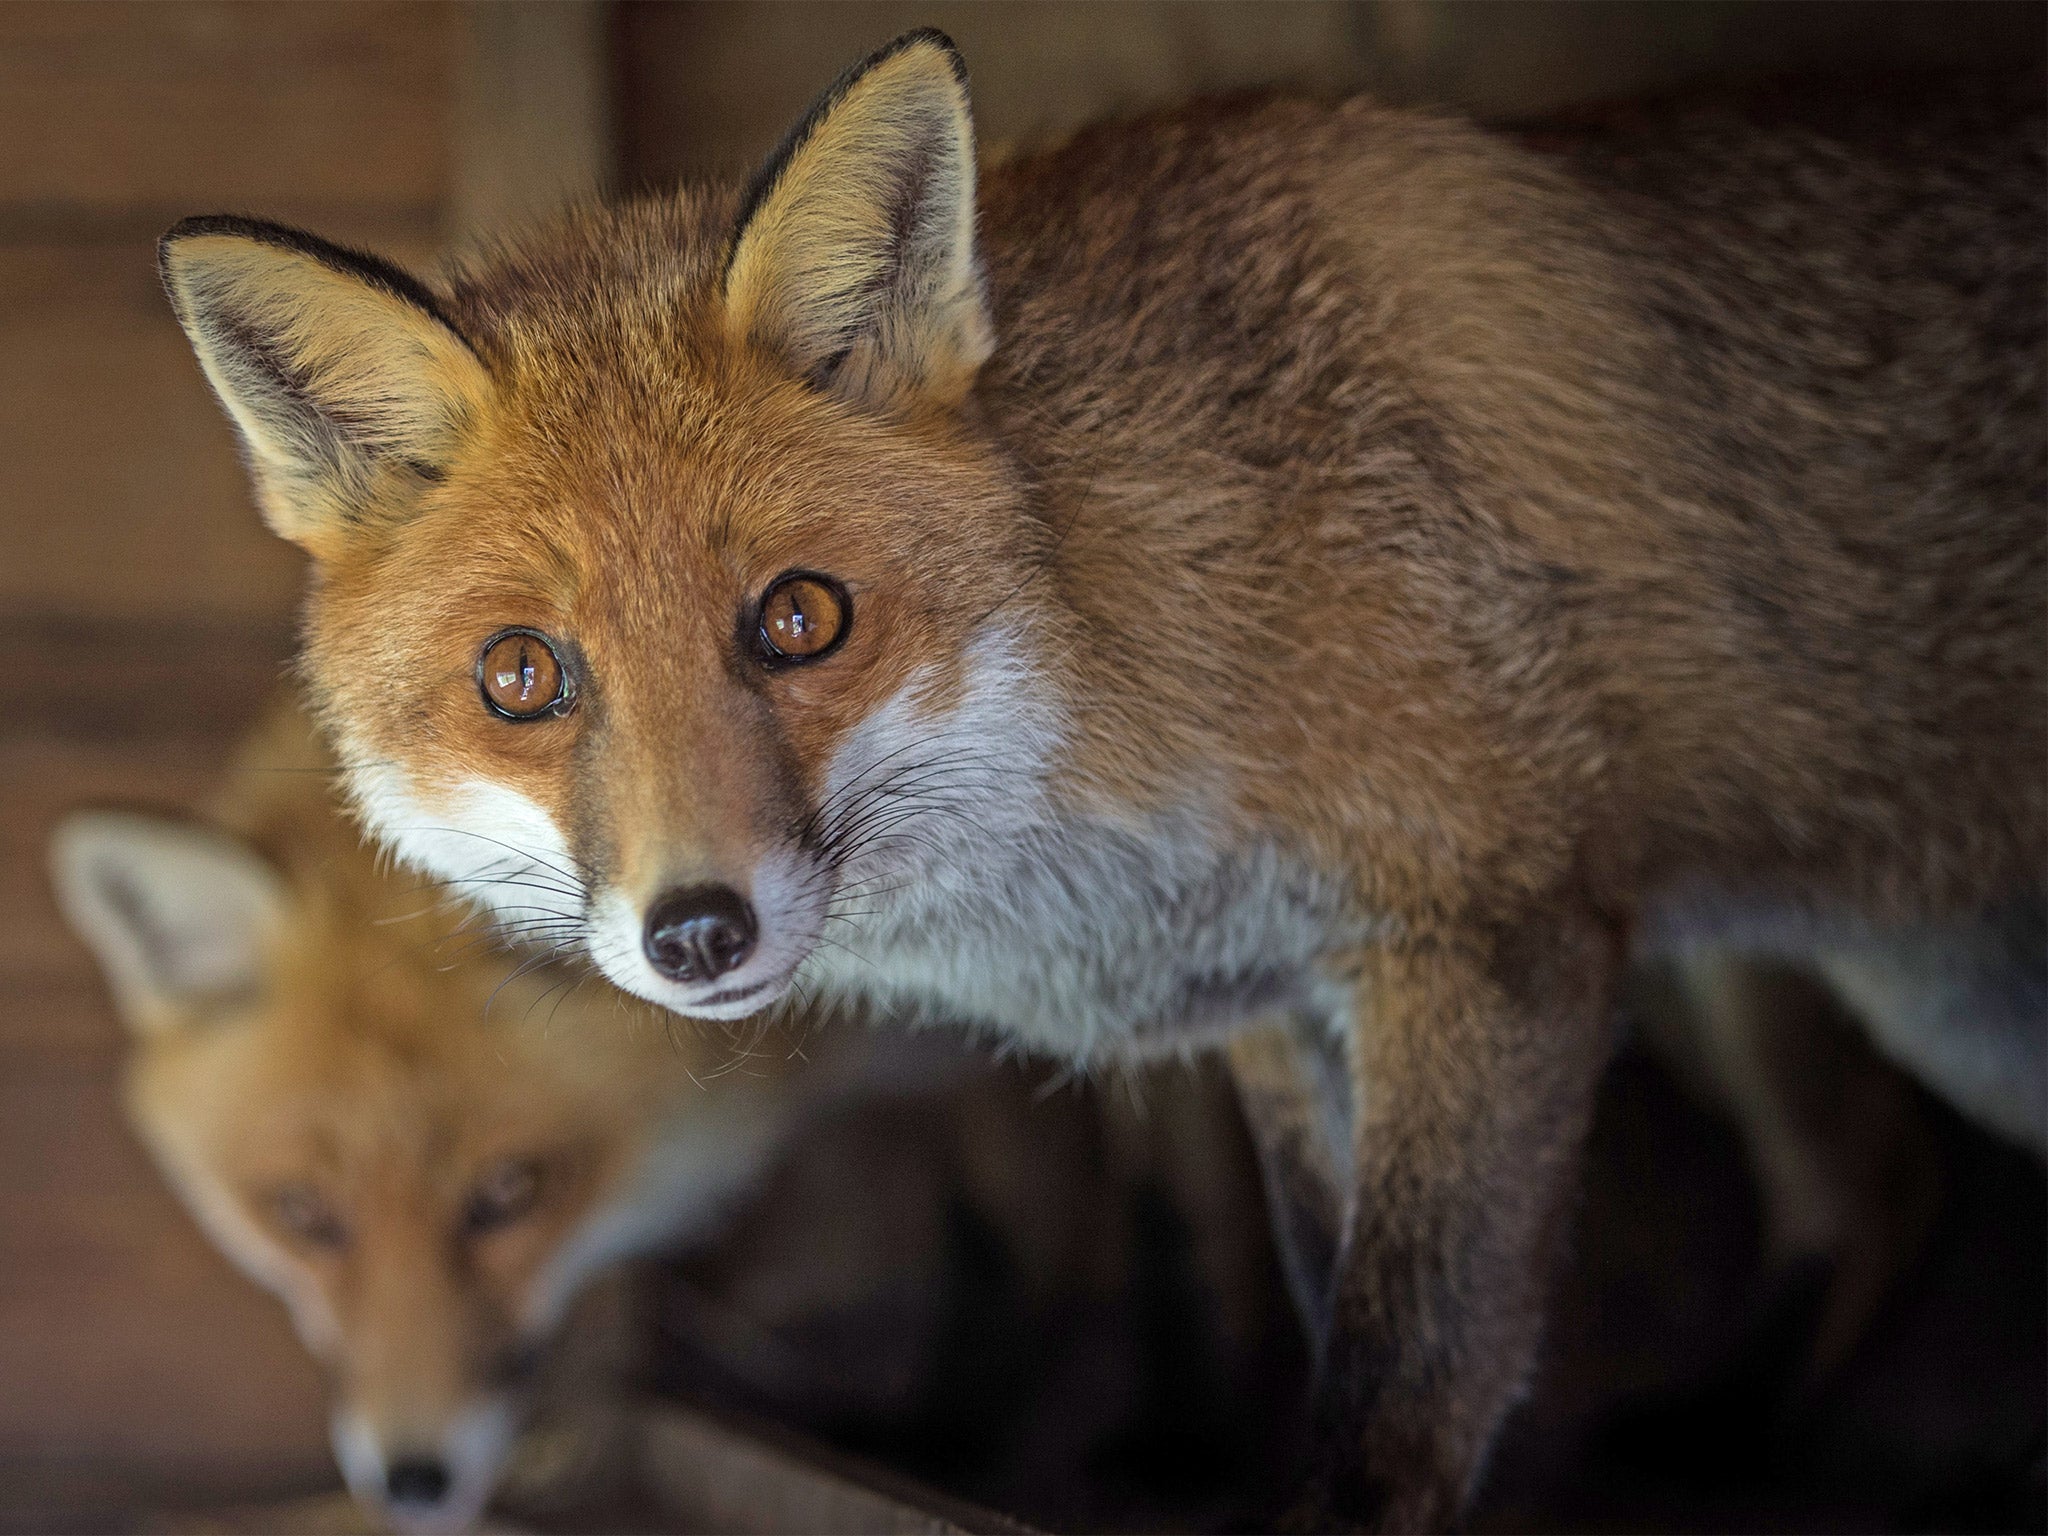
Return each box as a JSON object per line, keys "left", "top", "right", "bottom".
{"left": 1, "top": 3, "right": 2041, "bottom": 1528}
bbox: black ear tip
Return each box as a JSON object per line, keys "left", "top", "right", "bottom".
{"left": 725, "top": 26, "right": 974, "bottom": 281}
{"left": 161, "top": 212, "right": 283, "bottom": 247}
{"left": 893, "top": 26, "right": 966, "bottom": 80}
{"left": 159, "top": 213, "right": 224, "bottom": 273}
{"left": 158, "top": 214, "right": 243, "bottom": 296}
{"left": 150, "top": 214, "right": 473, "bottom": 349}
{"left": 157, "top": 213, "right": 296, "bottom": 278}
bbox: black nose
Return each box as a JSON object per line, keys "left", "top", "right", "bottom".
{"left": 386, "top": 1457, "right": 450, "bottom": 1506}
{"left": 643, "top": 885, "right": 757, "bottom": 983}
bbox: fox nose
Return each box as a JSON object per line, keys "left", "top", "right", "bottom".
{"left": 385, "top": 1456, "right": 450, "bottom": 1507}
{"left": 643, "top": 885, "right": 757, "bottom": 983}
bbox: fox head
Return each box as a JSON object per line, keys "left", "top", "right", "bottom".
{"left": 159, "top": 30, "right": 1065, "bottom": 1026}
{"left": 50, "top": 807, "right": 776, "bottom": 1532}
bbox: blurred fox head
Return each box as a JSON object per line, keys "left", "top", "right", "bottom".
{"left": 159, "top": 31, "right": 1064, "bottom": 1024}
{"left": 50, "top": 801, "right": 779, "bottom": 1532}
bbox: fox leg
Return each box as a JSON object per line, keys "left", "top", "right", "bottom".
{"left": 1234, "top": 901, "right": 1623, "bottom": 1531}
{"left": 1813, "top": 890, "right": 2048, "bottom": 1156}
{"left": 1670, "top": 953, "right": 1941, "bottom": 1377}
{"left": 1227, "top": 1021, "right": 1353, "bottom": 1360}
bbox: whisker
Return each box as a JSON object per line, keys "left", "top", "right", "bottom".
{"left": 385, "top": 826, "right": 593, "bottom": 893}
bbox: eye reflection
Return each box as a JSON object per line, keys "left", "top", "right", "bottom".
{"left": 478, "top": 629, "right": 571, "bottom": 719}
{"left": 757, "top": 572, "right": 849, "bottom": 662}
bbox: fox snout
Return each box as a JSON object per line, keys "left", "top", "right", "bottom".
{"left": 385, "top": 1456, "right": 451, "bottom": 1507}
{"left": 643, "top": 884, "right": 759, "bottom": 984}
{"left": 585, "top": 839, "right": 830, "bottom": 1020}
{"left": 333, "top": 1397, "right": 517, "bottom": 1536}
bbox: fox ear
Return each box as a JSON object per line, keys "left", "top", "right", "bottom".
{"left": 159, "top": 216, "right": 492, "bottom": 553}
{"left": 50, "top": 812, "right": 291, "bottom": 1034}
{"left": 722, "top": 29, "right": 991, "bottom": 410}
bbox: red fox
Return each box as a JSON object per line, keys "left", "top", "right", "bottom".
{"left": 158, "top": 32, "right": 2044, "bottom": 1526}
{"left": 50, "top": 707, "right": 833, "bottom": 1533}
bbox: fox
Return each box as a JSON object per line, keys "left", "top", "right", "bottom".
{"left": 49, "top": 705, "right": 843, "bottom": 1533}
{"left": 156, "top": 31, "right": 2045, "bottom": 1528}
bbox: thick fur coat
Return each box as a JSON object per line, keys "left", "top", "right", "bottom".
{"left": 158, "top": 35, "right": 2043, "bottom": 1527}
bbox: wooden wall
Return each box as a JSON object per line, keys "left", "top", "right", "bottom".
{"left": 0, "top": 4, "right": 456, "bottom": 1520}
{"left": 616, "top": 0, "right": 2044, "bottom": 185}
{"left": 1, "top": 0, "right": 621, "bottom": 1513}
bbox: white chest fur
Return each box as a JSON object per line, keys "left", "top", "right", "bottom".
{"left": 799, "top": 629, "right": 1369, "bottom": 1061}
{"left": 807, "top": 820, "right": 1361, "bottom": 1061}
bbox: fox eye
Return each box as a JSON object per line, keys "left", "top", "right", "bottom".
{"left": 462, "top": 1158, "right": 543, "bottom": 1236}
{"left": 271, "top": 1184, "right": 347, "bottom": 1250}
{"left": 756, "top": 572, "right": 849, "bottom": 663}
{"left": 478, "top": 629, "right": 572, "bottom": 720}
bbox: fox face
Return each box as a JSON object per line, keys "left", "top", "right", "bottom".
{"left": 296, "top": 331, "right": 1057, "bottom": 1026}
{"left": 50, "top": 807, "right": 772, "bottom": 1532}
{"left": 160, "top": 34, "right": 1075, "bottom": 1028}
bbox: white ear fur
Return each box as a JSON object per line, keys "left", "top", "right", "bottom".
{"left": 50, "top": 811, "right": 291, "bottom": 1033}
{"left": 723, "top": 29, "right": 991, "bottom": 410}
{"left": 159, "top": 217, "right": 492, "bottom": 551}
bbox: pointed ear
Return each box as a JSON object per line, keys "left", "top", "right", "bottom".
{"left": 50, "top": 811, "right": 291, "bottom": 1034}
{"left": 159, "top": 215, "right": 492, "bottom": 552}
{"left": 722, "top": 29, "right": 992, "bottom": 411}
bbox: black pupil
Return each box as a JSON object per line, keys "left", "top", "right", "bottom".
{"left": 498, "top": 643, "right": 541, "bottom": 705}
{"left": 778, "top": 598, "right": 809, "bottom": 641}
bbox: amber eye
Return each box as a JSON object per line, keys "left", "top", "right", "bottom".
{"left": 757, "top": 572, "right": 849, "bottom": 663}
{"left": 478, "top": 628, "right": 571, "bottom": 719}
{"left": 462, "top": 1159, "right": 543, "bottom": 1237}
{"left": 271, "top": 1184, "right": 348, "bottom": 1250}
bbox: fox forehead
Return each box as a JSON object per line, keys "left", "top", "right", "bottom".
{"left": 442, "top": 192, "right": 740, "bottom": 379}
{"left": 132, "top": 994, "right": 571, "bottom": 1183}
{"left": 368, "top": 190, "right": 1031, "bottom": 593}
{"left": 125, "top": 885, "right": 684, "bottom": 1172}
